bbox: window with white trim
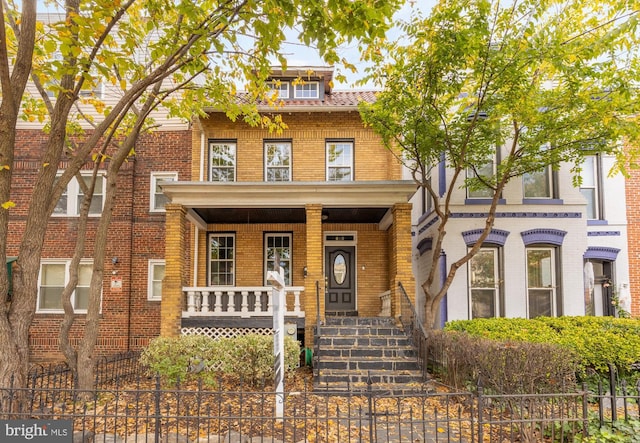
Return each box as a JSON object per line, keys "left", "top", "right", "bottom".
{"left": 209, "top": 234, "right": 235, "bottom": 285}
{"left": 294, "top": 81, "right": 319, "bottom": 99}
{"left": 526, "top": 247, "right": 557, "bottom": 318}
{"left": 209, "top": 141, "right": 236, "bottom": 182}
{"left": 53, "top": 172, "right": 105, "bottom": 216}
{"left": 267, "top": 81, "right": 289, "bottom": 99}
{"left": 580, "top": 155, "right": 601, "bottom": 219}
{"left": 37, "top": 260, "right": 94, "bottom": 312}
{"left": 148, "top": 260, "right": 165, "bottom": 301}
{"left": 326, "top": 141, "right": 354, "bottom": 181}
{"left": 265, "top": 141, "right": 291, "bottom": 182}
{"left": 265, "top": 233, "right": 292, "bottom": 285}
{"left": 150, "top": 172, "right": 178, "bottom": 212}
{"left": 468, "top": 248, "right": 501, "bottom": 318}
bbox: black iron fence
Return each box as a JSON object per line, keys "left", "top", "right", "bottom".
{"left": 1, "top": 367, "right": 639, "bottom": 442}
{"left": 26, "top": 351, "right": 141, "bottom": 391}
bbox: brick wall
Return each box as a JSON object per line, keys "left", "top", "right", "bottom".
{"left": 626, "top": 164, "right": 640, "bottom": 316}
{"left": 9, "top": 129, "right": 192, "bottom": 361}
{"left": 196, "top": 112, "right": 403, "bottom": 181}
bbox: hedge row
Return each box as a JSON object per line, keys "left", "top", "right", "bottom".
{"left": 427, "top": 329, "right": 579, "bottom": 394}
{"left": 445, "top": 316, "right": 640, "bottom": 376}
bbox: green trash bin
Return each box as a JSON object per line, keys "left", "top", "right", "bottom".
{"left": 304, "top": 347, "right": 313, "bottom": 367}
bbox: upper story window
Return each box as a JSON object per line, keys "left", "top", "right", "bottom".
{"left": 265, "top": 141, "right": 292, "bottom": 182}
{"left": 150, "top": 172, "right": 178, "bottom": 212}
{"left": 467, "top": 161, "right": 495, "bottom": 198}
{"left": 78, "top": 81, "right": 104, "bottom": 99}
{"left": 265, "top": 233, "right": 292, "bottom": 285}
{"left": 294, "top": 81, "right": 319, "bottom": 99}
{"left": 209, "top": 141, "right": 236, "bottom": 182}
{"left": 580, "top": 155, "right": 601, "bottom": 220}
{"left": 326, "top": 140, "right": 354, "bottom": 181}
{"left": 53, "top": 172, "right": 104, "bottom": 217}
{"left": 38, "top": 260, "right": 94, "bottom": 313}
{"left": 209, "top": 233, "right": 235, "bottom": 286}
{"left": 267, "top": 81, "right": 289, "bottom": 99}
{"left": 522, "top": 143, "right": 556, "bottom": 199}
{"left": 523, "top": 166, "right": 553, "bottom": 198}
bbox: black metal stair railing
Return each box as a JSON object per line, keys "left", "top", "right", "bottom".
{"left": 397, "top": 282, "right": 430, "bottom": 380}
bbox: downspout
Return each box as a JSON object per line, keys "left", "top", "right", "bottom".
{"left": 126, "top": 157, "right": 136, "bottom": 351}
{"left": 194, "top": 118, "right": 206, "bottom": 285}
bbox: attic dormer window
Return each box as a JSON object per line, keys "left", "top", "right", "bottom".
{"left": 294, "top": 81, "right": 319, "bottom": 99}
{"left": 267, "top": 81, "right": 289, "bottom": 99}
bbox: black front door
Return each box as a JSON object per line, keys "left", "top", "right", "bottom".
{"left": 325, "top": 246, "right": 356, "bottom": 311}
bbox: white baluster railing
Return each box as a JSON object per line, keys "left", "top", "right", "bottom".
{"left": 182, "top": 286, "right": 305, "bottom": 318}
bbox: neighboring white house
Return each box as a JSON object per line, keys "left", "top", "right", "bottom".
{"left": 411, "top": 148, "right": 630, "bottom": 327}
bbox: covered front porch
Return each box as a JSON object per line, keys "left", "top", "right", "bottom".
{"left": 159, "top": 181, "right": 417, "bottom": 347}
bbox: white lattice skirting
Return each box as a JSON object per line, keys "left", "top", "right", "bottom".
{"left": 181, "top": 327, "right": 274, "bottom": 339}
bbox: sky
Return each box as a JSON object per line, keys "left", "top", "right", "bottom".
{"left": 280, "top": 0, "right": 437, "bottom": 89}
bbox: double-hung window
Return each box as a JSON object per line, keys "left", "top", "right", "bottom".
{"left": 209, "top": 141, "right": 236, "bottom": 182}
{"left": 523, "top": 144, "right": 554, "bottom": 199}
{"left": 526, "top": 247, "right": 557, "bottom": 318}
{"left": 148, "top": 260, "right": 165, "bottom": 301}
{"left": 580, "top": 155, "right": 601, "bottom": 220}
{"left": 326, "top": 141, "right": 354, "bottom": 181}
{"left": 265, "top": 141, "right": 292, "bottom": 181}
{"left": 265, "top": 233, "right": 292, "bottom": 285}
{"left": 38, "top": 260, "right": 94, "bottom": 312}
{"left": 209, "top": 234, "right": 235, "bottom": 285}
{"left": 468, "top": 248, "right": 501, "bottom": 318}
{"left": 467, "top": 161, "right": 495, "bottom": 198}
{"left": 523, "top": 166, "right": 553, "bottom": 198}
{"left": 53, "top": 172, "right": 104, "bottom": 216}
{"left": 294, "top": 81, "right": 319, "bottom": 99}
{"left": 150, "top": 172, "right": 178, "bottom": 212}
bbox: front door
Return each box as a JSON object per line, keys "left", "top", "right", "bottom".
{"left": 325, "top": 246, "right": 356, "bottom": 311}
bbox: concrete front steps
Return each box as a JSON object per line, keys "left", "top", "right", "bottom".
{"left": 313, "top": 316, "right": 428, "bottom": 393}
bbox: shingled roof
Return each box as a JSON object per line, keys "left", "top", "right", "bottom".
{"left": 229, "top": 90, "right": 379, "bottom": 112}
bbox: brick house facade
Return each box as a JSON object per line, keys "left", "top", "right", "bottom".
{"left": 8, "top": 129, "right": 192, "bottom": 361}
{"left": 160, "top": 68, "right": 417, "bottom": 346}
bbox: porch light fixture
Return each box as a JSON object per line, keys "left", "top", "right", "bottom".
{"left": 321, "top": 209, "right": 329, "bottom": 221}
{"left": 303, "top": 266, "right": 308, "bottom": 278}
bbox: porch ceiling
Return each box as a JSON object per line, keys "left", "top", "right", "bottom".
{"left": 192, "top": 207, "right": 390, "bottom": 224}
{"left": 162, "top": 181, "right": 418, "bottom": 225}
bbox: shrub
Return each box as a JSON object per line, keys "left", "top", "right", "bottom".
{"left": 141, "top": 334, "right": 300, "bottom": 386}
{"left": 427, "top": 330, "right": 579, "bottom": 394}
{"left": 445, "top": 316, "right": 640, "bottom": 378}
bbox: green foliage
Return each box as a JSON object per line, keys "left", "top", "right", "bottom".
{"left": 140, "top": 334, "right": 300, "bottom": 386}
{"left": 577, "top": 417, "right": 640, "bottom": 442}
{"left": 445, "top": 317, "right": 640, "bottom": 377}
{"left": 359, "top": 0, "right": 640, "bottom": 328}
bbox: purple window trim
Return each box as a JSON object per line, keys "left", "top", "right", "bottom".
{"left": 520, "top": 228, "right": 567, "bottom": 246}
{"left": 462, "top": 229, "right": 510, "bottom": 246}
{"left": 584, "top": 247, "right": 620, "bottom": 261}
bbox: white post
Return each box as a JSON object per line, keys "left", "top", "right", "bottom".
{"left": 267, "top": 262, "right": 286, "bottom": 420}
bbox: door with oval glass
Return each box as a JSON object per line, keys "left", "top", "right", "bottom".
{"left": 325, "top": 246, "right": 356, "bottom": 311}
